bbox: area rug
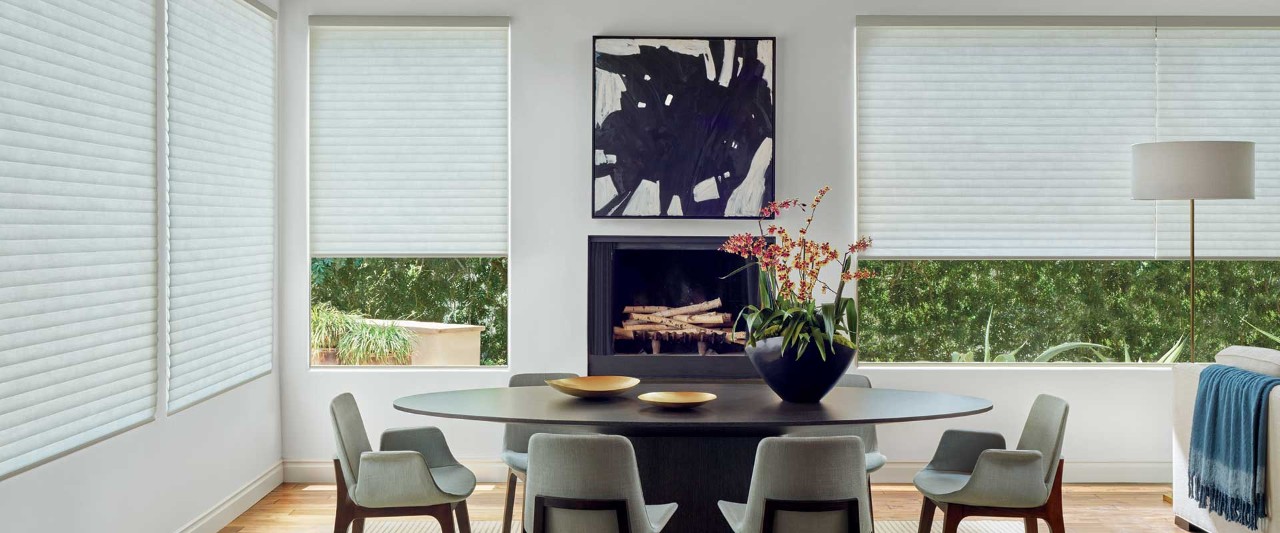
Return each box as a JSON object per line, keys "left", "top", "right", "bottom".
{"left": 365, "top": 519, "right": 1026, "bottom": 532}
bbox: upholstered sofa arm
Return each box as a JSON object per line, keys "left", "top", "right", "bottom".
{"left": 926, "top": 429, "right": 1008, "bottom": 473}
{"left": 381, "top": 426, "right": 461, "bottom": 468}
{"left": 353, "top": 450, "right": 449, "bottom": 508}
{"left": 958, "top": 449, "right": 1051, "bottom": 508}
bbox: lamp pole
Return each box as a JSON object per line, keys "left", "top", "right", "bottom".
{"left": 1189, "top": 199, "right": 1196, "bottom": 363}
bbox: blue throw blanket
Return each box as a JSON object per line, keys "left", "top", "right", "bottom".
{"left": 1190, "top": 364, "right": 1280, "bottom": 530}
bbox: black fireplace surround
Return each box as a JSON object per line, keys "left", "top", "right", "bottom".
{"left": 587, "top": 235, "right": 762, "bottom": 379}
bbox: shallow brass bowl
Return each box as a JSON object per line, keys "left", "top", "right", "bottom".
{"left": 545, "top": 376, "right": 640, "bottom": 398}
{"left": 637, "top": 391, "right": 717, "bottom": 409}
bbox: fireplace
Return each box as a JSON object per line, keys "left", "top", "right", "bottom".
{"left": 587, "top": 236, "right": 761, "bottom": 379}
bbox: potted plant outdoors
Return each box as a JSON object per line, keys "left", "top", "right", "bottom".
{"left": 721, "top": 186, "right": 874, "bottom": 403}
{"left": 310, "top": 302, "right": 355, "bottom": 365}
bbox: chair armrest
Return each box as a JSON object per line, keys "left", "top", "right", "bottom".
{"left": 925, "top": 429, "right": 1007, "bottom": 473}
{"left": 959, "top": 450, "right": 1051, "bottom": 508}
{"left": 354, "top": 451, "right": 451, "bottom": 508}
{"left": 381, "top": 426, "right": 460, "bottom": 468}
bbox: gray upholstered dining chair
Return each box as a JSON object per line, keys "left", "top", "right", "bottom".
{"left": 787, "top": 374, "right": 886, "bottom": 471}
{"left": 524, "top": 433, "right": 678, "bottom": 533}
{"left": 786, "top": 374, "right": 885, "bottom": 521}
{"left": 501, "top": 372, "right": 580, "bottom": 533}
{"left": 913, "top": 394, "right": 1069, "bottom": 533}
{"left": 330, "top": 393, "right": 476, "bottom": 533}
{"left": 718, "top": 436, "right": 871, "bottom": 533}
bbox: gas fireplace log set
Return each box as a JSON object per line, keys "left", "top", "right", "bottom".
{"left": 612, "top": 298, "right": 745, "bottom": 355}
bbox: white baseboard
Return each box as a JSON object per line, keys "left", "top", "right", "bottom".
{"left": 871, "top": 461, "right": 1172, "bottom": 484}
{"left": 177, "top": 462, "right": 283, "bottom": 533}
{"left": 284, "top": 458, "right": 510, "bottom": 484}
{"left": 287, "top": 458, "right": 1170, "bottom": 485}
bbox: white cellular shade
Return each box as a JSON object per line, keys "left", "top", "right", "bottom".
{"left": 856, "top": 26, "right": 1159, "bottom": 258}
{"left": 1155, "top": 28, "right": 1280, "bottom": 258}
{"left": 309, "top": 25, "right": 509, "bottom": 257}
{"left": 0, "top": 0, "right": 157, "bottom": 477}
{"left": 166, "top": 0, "right": 275, "bottom": 412}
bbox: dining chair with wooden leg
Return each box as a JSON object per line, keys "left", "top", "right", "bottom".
{"left": 500, "top": 372, "right": 579, "bottom": 533}
{"left": 913, "top": 394, "right": 1069, "bottom": 533}
{"left": 786, "top": 374, "right": 886, "bottom": 523}
{"left": 524, "top": 433, "right": 678, "bottom": 533}
{"left": 331, "top": 393, "right": 477, "bottom": 533}
{"left": 717, "top": 435, "right": 871, "bottom": 533}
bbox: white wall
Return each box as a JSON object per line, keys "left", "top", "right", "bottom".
{"left": 0, "top": 377, "right": 283, "bottom": 533}
{"left": 278, "top": 0, "right": 1277, "bottom": 484}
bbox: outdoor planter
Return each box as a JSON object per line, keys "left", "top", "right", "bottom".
{"left": 367, "top": 319, "right": 484, "bottom": 366}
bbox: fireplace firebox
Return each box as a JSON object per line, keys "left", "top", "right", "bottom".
{"left": 587, "top": 236, "right": 762, "bottom": 379}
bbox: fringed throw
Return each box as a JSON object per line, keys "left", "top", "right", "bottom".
{"left": 1190, "top": 364, "right": 1280, "bottom": 530}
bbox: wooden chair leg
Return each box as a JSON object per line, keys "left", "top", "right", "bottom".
{"left": 333, "top": 460, "right": 355, "bottom": 533}
{"left": 435, "top": 504, "right": 458, "bottom": 533}
{"left": 1046, "top": 459, "right": 1066, "bottom": 533}
{"left": 1024, "top": 517, "right": 1038, "bottom": 533}
{"left": 917, "top": 498, "right": 936, "bottom": 533}
{"left": 351, "top": 518, "right": 365, "bottom": 533}
{"left": 455, "top": 500, "right": 472, "bottom": 533}
{"left": 502, "top": 470, "right": 518, "bottom": 533}
{"left": 942, "top": 505, "right": 966, "bottom": 533}
{"left": 866, "top": 474, "right": 875, "bottom": 526}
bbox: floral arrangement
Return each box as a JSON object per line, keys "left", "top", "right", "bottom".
{"left": 720, "top": 186, "right": 873, "bottom": 360}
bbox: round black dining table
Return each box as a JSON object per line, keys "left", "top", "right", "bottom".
{"left": 395, "top": 381, "right": 993, "bottom": 533}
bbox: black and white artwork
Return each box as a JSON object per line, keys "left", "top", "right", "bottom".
{"left": 593, "top": 37, "right": 775, "bottom": 218}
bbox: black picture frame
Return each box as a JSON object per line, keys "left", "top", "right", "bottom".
{"left": 592, "top": 36, "right": 777, "bottom": 219}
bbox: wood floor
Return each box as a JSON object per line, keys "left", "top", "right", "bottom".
{"left": 222, "top": 482, "right": 1181, "bottom": 532}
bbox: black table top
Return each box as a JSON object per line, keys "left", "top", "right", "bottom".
{"left": 393, "top": 382, "right": 993, "bottom": 430}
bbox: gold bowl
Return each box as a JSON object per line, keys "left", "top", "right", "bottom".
{"left": 545, "top": 376, "right": 640, "bottom": 398}
{"left": 637, "top": 391, "right": 717, "bottom": 409}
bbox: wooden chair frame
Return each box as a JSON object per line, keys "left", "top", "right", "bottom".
{"left": 503, "top": 467, "right": 525, "bottom": 533}
{"left": 333, "top": 459, "right": 472, "bottom": 533}
{"left": 531, "top": 495, "right": 631, "bottom": 533}
{"left": 761, "top": 497, "right": 862, "bottom": 533}
{"left": 918, "top": 459, "right": 1065, "bottom": 533}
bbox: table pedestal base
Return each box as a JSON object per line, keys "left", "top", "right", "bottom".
{"left": 626, "top": 432, "right": 777, "bottom": 533}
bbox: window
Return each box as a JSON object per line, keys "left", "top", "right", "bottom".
{"left": 1, "top": 0, "right": 158, "bottom": 478}
{"left": 166, "top": 0, "right": 276, "bottom": 410}
{"left": 308, "top": 18, "right": 510, "bottom": 367}
{"left": 0, "top": 0, "right": 276, "bottom": 478}
{"left": 855, "top": 18, "right": 1280, "bottom": 362}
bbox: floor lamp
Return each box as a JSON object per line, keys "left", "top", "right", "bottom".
{"left": 1132, "top": 141, "right": 1255, "bottom": 363}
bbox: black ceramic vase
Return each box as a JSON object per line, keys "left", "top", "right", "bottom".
{"left": 745, "top": 336, "right": 856, "bottom": 403}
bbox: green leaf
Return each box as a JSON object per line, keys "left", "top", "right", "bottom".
{"left": 1033, "top": 342, "right": 1111, "bottom": 363}
{"left": 1157, "top": 337, "right": 1186, "bottom": 364}
{"left": 1247, "top": 320, "right": 1280, "bottom": 346}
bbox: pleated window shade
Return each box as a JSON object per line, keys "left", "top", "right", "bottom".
{"left": 309, "top": 23, "right": 509, "bottom": 257}
{"left": 1155, "top": 27, "right": 1280, "bottom": 258}
{"left": 166, "top": 0, "right": 275, "bottom": 412}
{"left": 0, "top": 0, "right": 158, "bottom": 478}
{"left": 856, "top": 26, "right": 1160, "bottom": 258}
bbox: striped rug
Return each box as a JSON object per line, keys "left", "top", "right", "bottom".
{"left": 367, "top": 520, "right": 1026, "bottom": 532}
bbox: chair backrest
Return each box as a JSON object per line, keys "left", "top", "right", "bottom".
{"left": 504, "top": 373, "right": 579, "bottom": 453}
{"left": 740, "top": 436, "right": 870, "bottom": 533}
{"left": 524, "top": 434, "right": 651, "bottom": 533}
{"left": 834, "top": 374, "right": 877, "bottom": 453}
{"left": 1015, "top": 394, "right": 1070, "bottom": 485}
{"left": 330, "top": 393, "right": 373, "bottom": 492}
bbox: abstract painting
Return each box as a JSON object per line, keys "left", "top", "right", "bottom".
{"left": 593, "top": 37, "right": 775, "bottom": 218}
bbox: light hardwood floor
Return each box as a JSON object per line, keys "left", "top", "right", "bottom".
{"left": 221, "top": 482, "right": 1181, "bottom": 532}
